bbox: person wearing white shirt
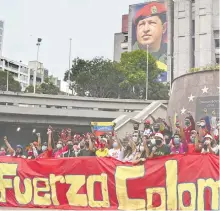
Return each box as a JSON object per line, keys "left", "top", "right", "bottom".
{"left": 108, "top": 139, "right": 123, "bottom": 160}
{"left": 201, "top": 134, "right": 219, "bottom": 155}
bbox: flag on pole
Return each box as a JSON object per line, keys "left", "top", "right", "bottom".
{"left": 91, "top": 122, "right": 115, "bottom": 136}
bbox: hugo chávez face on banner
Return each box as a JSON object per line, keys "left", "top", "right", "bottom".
{"left": 131, "top": 0, "right": 168, "bottom": 81}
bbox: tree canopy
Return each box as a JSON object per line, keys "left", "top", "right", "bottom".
{"left": 25, "top": 76, "right": 60, "bottom": 95}
{"left": 0, "top": 70, "right": 21, "bottom": 92}
{"left": 64, "top": 57, "right": 123, "bottom": 98}
{"left": 64, "top": 50, "right": 169, "bottom": 100}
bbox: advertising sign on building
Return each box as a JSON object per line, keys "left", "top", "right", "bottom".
{"left": 129, "top": 0, "right": 167, "bottom": 82}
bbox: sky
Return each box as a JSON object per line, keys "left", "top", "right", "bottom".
{"left": 0, "top": 0, "right": 144, "bottom": 80}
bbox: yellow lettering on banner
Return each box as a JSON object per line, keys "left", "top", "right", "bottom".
{"left": 87, "top": 173, "right": 109, "bottom": 208}
{"left": 165, "top": 160, "right": 178, "bottom": 210}
{"left": 65, "top": 175, "right": 87, "bottom": 206}
{"left": 115, "top": 165, "right": 145, "bottom": 210}
{"left": 197, "top": 178, "right": 219, "bottom": 210}
{"left": 33, "top": 178, "right": 51, "bottom": 206}
{"left": 0, "top": 163, "right": 17, "bottom": 202}
{"left": 49, "top": 174, "right": 65, "bottom": 206}
{"left": 146, "top": 187, "right": 166, "bottom": 210}
{"left": 14, "top": 176, "right": 32, "bottom": 205}
{"left": 178, "top": 183, "right": 196, "bottom": 210}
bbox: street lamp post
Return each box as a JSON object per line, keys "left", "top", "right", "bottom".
{"left": 67, "top": 38, "right": 72, "bottom": 96}
{"left": 6, "top": 60, "right": 13, "bottom": 92}
{"left": 145, "top": 45, "right": 149, "bottom": 100}
{"left": 6, "top": 69, "right": 9, "bottom": 91}
{"left": 33, "top": 38, "right": 42, "bottom": 94}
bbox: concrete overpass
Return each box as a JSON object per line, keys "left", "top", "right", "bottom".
{"left": 0, "top": 92, "right": 168, "bottom": 126}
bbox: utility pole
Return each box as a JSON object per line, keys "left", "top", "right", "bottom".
{"left": 67, "top": 38, "right": 72, "bottom": 96}
{"left": 145, "top": 45, "right": 149, "bottom": 100}
{"left": 33, "top": 38, "right": 42, "bottom": 94}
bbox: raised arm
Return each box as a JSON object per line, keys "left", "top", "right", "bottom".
{"left": 47, "top": 129, "right": 52, "bottom": 150}
{"left": 143, "top": 137, "right": 150, "bottom": 157}
{"left": 188, "top": 113, "right": 195, "bottom": 131}
{"left": 30, "top": 143, "right": 38, "bottom": 158}
{"left": 168, "top": 116, "right": 173, "bottom": 133}
{"left": 4, "top": 136, "right": 15, "bottom": 154}
{"left": 88, "top": 135, "right": 95, "bottom": 151}
{"left": 36, "top": 133, "right": 41, "bottom": 151}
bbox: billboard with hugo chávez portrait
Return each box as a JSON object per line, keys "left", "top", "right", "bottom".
{"left": 130, "top": 0, "right": 167, "bottom": 82}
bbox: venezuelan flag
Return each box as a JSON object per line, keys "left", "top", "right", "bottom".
{"left": 91, "top": 122, "right": 114, "bottom": 136}
{"left": 156, "top": 60, "right": 167, "bottom": 71}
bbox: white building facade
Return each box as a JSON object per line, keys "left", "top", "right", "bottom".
{"left": 0, "top": 20, "right": 4, "bottom": 56}
{"left": 172, "top": 0, "right": 220, "bottom": 79}
{"left": 114, "top": 0, "right": 220, "bottom": 82}
{"left": 0, "top": 57, "right": 30, "bottom": 91}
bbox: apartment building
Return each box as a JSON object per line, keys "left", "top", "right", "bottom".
{"left": 0, "top": 20, "right": 4, "bottom": 56}
{"left": 0, "top": 56, "right": 30, "bottom": 91}
{"left": 114, "top": 0, "right": 220, "bottom": 82}
{"left": 113, "top": 14, "right": 128, "bottom": 62}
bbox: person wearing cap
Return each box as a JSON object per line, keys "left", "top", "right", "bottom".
{"left": 133, "top": 2, "right": 167, "bottom": 64}
{"left": 143, "top": 120, "right": 153, "bottom": 137}
{"left": 201, "top": 134, "right": 219, "bottom": 154}
{"left": 187, "top": 130, "right": 200, "bottom": 153}
{"left": 3, "top": 136, "right": 26, "bottom": 158}
{"left": 148, "top": 133, "right": 170, "bottom": 158}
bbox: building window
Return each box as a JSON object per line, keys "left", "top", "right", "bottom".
{"left": 124, "top": 35, "right": 128, "bottom": 43}
{"left": 192, "top": 20, "right": 195, "bottom": 36}
{"left": 192, "top": 37, "right": 195, "bottom": 67}
{"left": 0, "top": 21, "right": 3, "bottom": 28}
{"left": 215, "top": 39, "right": 219, "bottom": 48}
{"left": 216, "top": 57, "right": 219, "bottom": 64}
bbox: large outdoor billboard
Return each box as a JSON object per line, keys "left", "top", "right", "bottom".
{"left": 129, "top": 0, "right": 167, "bottom": 82}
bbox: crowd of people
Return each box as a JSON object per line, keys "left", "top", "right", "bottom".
{"left": 0, "top": 112, "right": 219, "bottom": 163}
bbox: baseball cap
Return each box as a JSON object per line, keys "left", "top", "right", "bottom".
{"left": 204, "top": 134, "right": 213, "bottom": 140}
{"left": 155, "top": 133, "right": 164, "bottom": 140}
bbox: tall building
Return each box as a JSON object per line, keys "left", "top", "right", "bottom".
{"left": 28, "top": 61, "right": 45, "bottom": 86}
{"left": 113, "top": 15, "right": 128, "bottom": 62}
{"left": 49, "top": 75, "right": 61, "bottom": 89}
{"left": 0, "top": 57, "right": 62, "bottom": 92}
{"left": 172, "top": 0, "right": 220, "bottom": 79}
{"left": 113, "top": 0, "right": 220, "bottom": 82}
{"left": 0, "top": 20, "right": 4, "bottom": 56}
{"left": 0, "top": 56, "right": 30, "bottom": 91}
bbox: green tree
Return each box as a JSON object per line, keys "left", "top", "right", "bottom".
{"left": 25, "top": 77, "right": 59, "bottom": 95}
{"left": 63, "top": 52, "right": 169, "bottom": 100}
{"left": 64, "top": 57, "right": 123, "bottom": 98}
{"left": 118, "top": 50, "right": 169, "bottom": 100}
{"left": 40, "top": 77, "right": 59, "bottom": 95}
{"left": 0, "top": 70, "right": 21, "bottom": 92}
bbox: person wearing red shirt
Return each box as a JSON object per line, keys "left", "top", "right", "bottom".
{"left": 183, "top": 113, "right": 195, "bottom": 144}
{"left": 37, "top": 129, "right": 53, "bottom": 159}
{"left": 187, "top": 130, "right": 199, "bottom": 153}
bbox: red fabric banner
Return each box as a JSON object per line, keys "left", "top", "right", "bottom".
{"left": 0, "top": 154, "right": 219, "bottom": 210}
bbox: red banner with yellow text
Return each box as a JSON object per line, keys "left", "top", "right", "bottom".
{"left": 0, "top": 154, "right": 219, "bottom": 210}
